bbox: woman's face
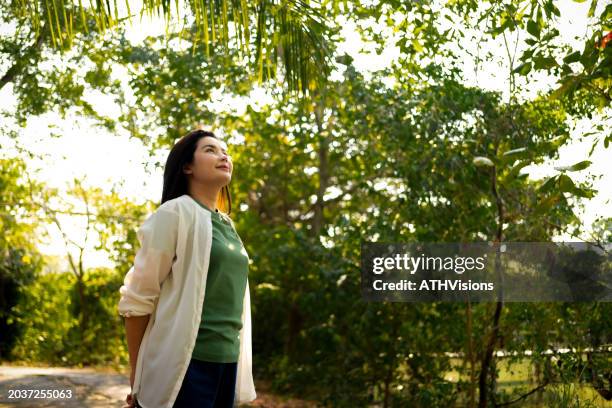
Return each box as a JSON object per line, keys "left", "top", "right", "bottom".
{"left": 183, "top": 136, "right": 232, "bottom": 186}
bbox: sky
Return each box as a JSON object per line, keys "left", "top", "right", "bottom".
{"left": 0, "top": 0, "right": 609, "bottom": 270}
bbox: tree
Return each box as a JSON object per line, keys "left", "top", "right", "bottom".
{"left": 1, "top": 0, "right": 124, "bottom": 129}
{"left": 16, "top": 175, "right": 150, "bottom": 352}
{"left": 4, "top": 0, "right": 335, "bottom": 96}
{"left": 0, "top": 157, "right": 44, "bottom": 359}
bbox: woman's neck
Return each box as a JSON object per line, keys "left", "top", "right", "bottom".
{"left": 188, "top": 187, "right": 220, "bottom": 212}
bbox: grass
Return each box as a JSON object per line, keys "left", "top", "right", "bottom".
{"left": 442, "top": 357, "right": 612, "bottom": 408}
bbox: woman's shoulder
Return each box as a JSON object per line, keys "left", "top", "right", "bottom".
{"left": 157, "top": 194, "right": 195, "bottom": 215}
{"left": 139, "top": 195, "right": 193, "bottom": 230}
{"left": 154, "top": 195, "right": 235, "bottom": 224}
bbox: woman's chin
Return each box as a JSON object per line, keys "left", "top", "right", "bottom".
{"left": 218, "top": 174, "right": 232, "bottom": 185}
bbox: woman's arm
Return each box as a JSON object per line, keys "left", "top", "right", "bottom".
{"left": 117, "top": 206, "right": 179, "bottom": 397}
{"left": 118, "top": 208, "right": 179, "bottom": 318}
{"left": 124, "top": 314, "right": 151, "bottom": 389}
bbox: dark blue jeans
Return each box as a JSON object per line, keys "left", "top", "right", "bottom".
{"left": 134, "top": 358, "right": 237, "bottom": 408}
{"left": 172, "top": 358, "right": 238, "bottom": 408}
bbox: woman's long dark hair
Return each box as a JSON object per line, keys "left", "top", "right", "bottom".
{"left": 161, "top": 129, "right": 232, "bottom": 214}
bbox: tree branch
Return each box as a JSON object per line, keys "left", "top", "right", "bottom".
{"left": 0, "top": 21, "right": 47, "bottom": 91}
{"left": 495, "top": 380, "right": 550, "bottom": 407}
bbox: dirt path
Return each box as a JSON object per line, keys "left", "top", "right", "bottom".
{"left": 0, "top": 365, "right": 128, "bottom": 407}
{"left": 0, "top": 365, "right": 317, "bottom": 407}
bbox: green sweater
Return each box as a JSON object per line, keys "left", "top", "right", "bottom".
{"left": 190, "top": 197, "right": 249, "bottom": 363}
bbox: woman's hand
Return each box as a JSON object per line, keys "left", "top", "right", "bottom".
{"left": 123, "top": 370, "right": 136, "bottom": 407}
{"left": 123, "top": 392, "right": 136, "bottom": 408}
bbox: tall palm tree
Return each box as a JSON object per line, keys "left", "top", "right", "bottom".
{"left": 5, "top": 0, "right": 334, "bottom": 95}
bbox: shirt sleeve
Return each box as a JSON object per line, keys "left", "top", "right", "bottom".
{"left": 118, "top": 207, "right": 179, "bottom": 318}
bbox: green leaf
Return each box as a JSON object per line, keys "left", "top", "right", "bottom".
{"left": 521, "top": 49, "right": 535, "bottom": 61}
{"left": 572, "top": 187, "right": 596, "bottom": 198}
{"left": 538, "top": 175, "right": 557, "bottom": 193}
{"left": 550, "top": 74, "right": 583, "bottom": 100}
{"left": 534, "top": 56, "right": 558, "bottom": 70}
{"left": 502, "top": 147, "right": 529, "bottom": 157}
{"left": 513, "top": 62, "right": 532, "bottom": 75}
{"left": 563, "top": 51, "right": 581, "bottom": 64}
{"left": 535, "top": 194, "right": 561, "bottom": 214}
{"left": 602, "top": 3, "right": 612, "bottom": 20}
{"left": 554, "top": 160, "right": 592, "bottom": 172}
{"left": 507, "top": 160, "right": 531, "bottom": 180}
{"left": 544, "top": 1, "right": 553, "bottom": 19}
{"left": 473, "top": 156, "right": 495, "bottom": 167}
{"left": 555, "top": 174, "right": 595, "bottom": 197}
{"left": 588, "top": 138, "right": 599, "bottom": 157}
{"left": 541, "top": 29, "right": 560, "bottom": 42}
{"left": 579, "top": 45, "right": 599, "bottom": 70}
{"left": 411, "top": 39, "right": 424, "bottom": 53}
{"left": 558, "top": 174, "right": 577, "bottom": 193}
{"left": 588, "top": 0, "right": 598, "bottom": 17}
{"left": 527, "top": 19, "right": 540, "bottom": 38}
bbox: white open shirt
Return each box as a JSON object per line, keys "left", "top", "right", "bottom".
{"left": 118, "top": 194, "right": 257, "bottom": 407}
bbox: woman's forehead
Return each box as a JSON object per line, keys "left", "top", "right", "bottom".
{"left": 199, "top": 136, "right": 228, "bottom": 150}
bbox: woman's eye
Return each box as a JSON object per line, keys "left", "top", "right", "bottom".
{"left": 204, "top": 147, "right": 230, "bottom": 157}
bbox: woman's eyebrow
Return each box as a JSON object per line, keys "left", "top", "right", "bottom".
{"left": 202, "top": 144, "right": 228, "bottom": 153}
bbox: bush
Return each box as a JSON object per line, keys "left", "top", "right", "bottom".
{"left": 8, "top": 268, "right": 129, "bottom": 369}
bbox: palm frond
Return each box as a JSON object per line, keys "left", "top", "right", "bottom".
{"left": 13, "top": 0, "right": 335, "bottom": 95}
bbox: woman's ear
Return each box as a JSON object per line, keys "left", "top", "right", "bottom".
{"left": 182, "top": 163, "right": 192, "bottom": 175}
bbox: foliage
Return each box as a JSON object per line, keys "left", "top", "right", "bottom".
{"left": 8, "top": 268, "right": 129, "bottom": 369}
{"left": 0, "top": 157, "right": 44, "bottom": 359}
{"left": 1, "top": 0, "right": 610, "bottom": 406}
{"left": 9, "top": 272, "right": 75, "bottom": 364}
{"left": 5, "top": 0, "right": 334, "bottom": 96}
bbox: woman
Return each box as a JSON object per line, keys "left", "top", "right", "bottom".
{"left": 118, "top": 129, "right": 257, "bottom": 408}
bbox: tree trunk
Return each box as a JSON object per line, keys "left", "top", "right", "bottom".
{"left": 478, "top": 165, "right": 505, "bottom": 408}
{"left": 285, "top": 303, "right": 303, "bottom": 360}
{"left": 312, "top": 100, "right": 329, "bottom": 237}
{"left": 76, "top": 276, "right": 88, "bottom": 339}
{"left": 466, "top": 300, "right": 476, "bottom": 408}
